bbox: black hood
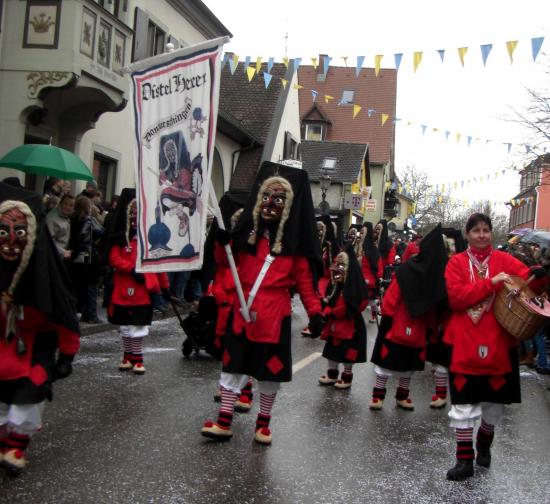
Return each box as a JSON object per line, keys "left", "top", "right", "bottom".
{"left": 362, "top": 221, "right": 380, "bottom": 275}
{"left": 103, "top": 188, "right": 136, "bottom": 253}
{"left": 377, "top": 219, "right": 393, "bottom": 258}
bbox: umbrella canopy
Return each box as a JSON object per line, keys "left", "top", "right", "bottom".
{"left": 509, "top": 227, "right": 533, "bottom": 237}
{"left": 0, "top": 144, "right": 93, "bottom": 181}
{"left": 519, "top": 231, "right": 550, "bottom": 251}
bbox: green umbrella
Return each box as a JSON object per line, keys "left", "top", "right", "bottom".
{"left": 0, "top": 144, "right": 94, "bottom": 181}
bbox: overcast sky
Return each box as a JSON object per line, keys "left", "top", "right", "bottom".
{"left": 203, "top": 0, "right": 550, "bottom": 211}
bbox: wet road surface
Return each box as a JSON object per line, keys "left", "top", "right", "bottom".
{"left": 2, "top": 298, "right": 550, "bottom": 504}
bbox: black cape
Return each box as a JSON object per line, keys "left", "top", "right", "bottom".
{"left": 441, "top": 227, "right": 467, "bottom": 253}
{"left": 102, "top": 188, "right": 136, "bottom": 253}
{"left": 362, "top": 222, "right": 381, "bottom": 276}
{"left": 377, "top": 219, "right": 393, "bottom": 259}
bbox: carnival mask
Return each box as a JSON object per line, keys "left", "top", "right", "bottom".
{"left": 260, "top": 182, "right": 287, "bottom": 223}
{"left": 0, "top": 208, "right": 28, "bottom": 262}
{"left": 373, "top": 223, "right": 383, "bottom": 240}
{"left": 347, "top": 228, "right": 357, "bottom": 242}
{"left": 330, "top": 252, "right": 349, "bottom": 284}
{"left": 128, "top": 201, "right": 138, "bottom": 230}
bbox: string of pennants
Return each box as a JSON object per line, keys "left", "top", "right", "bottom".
{"left": 509, "top": 195, "right": 535, "bottom": 207}
{"left": 221, "top": 36, "right": 545, "bottom": 156}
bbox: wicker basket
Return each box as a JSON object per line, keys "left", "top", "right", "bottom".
{"left": 493, "top": 276, "right": 548, "bottom": 341}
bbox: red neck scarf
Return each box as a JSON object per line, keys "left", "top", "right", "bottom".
{"left": 469, "top": 245, "right": 492, "bottom": 262}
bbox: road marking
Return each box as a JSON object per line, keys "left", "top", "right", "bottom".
{"left": 293, "top": 352, "right": 322, "bottom": 374}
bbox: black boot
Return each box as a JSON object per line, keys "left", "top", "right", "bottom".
{"left": 476, "top": 443, "right": 491, "bottom": 468}
{"left": 446, "top": 459, "right": 474, "bottom": 481}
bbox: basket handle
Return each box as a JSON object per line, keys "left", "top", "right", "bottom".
{"left": 518, "top": 274, "right": 535, "bottom": 295}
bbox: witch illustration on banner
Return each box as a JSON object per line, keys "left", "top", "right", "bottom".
{"left": 149, "top": 130, "right": 204, "bottom": 259}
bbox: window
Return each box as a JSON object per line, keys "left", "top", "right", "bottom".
{"left": 146, "top": 21, "right": 165, "bottom": 57}
{"left": 340, "top": 89, "right": 355, "bottom": 105}
{"left": 304, "top": 123, "right": 324, "bottom": 141}
{"left": 133, "top": 8, "right": 168, "bottom": 61}
{"left": 283, "top": 131, "right": 299, "bottom": 160}
{"left": 93, "top": 153, "right": 117, "bottom": 201}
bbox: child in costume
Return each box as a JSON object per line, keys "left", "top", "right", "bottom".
{"left": 0, "top": 183, "right": 80, "bottom": 475}
{"left": 105, "top": 189, "right": 170, "bottom": 374}
{"left": 318, "top": 245, "right": 369, "bottom": 389}
{"left": 201, "top": 162, "right": 323, "bottom": 445}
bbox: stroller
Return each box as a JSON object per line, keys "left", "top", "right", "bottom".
{"left": 172, "top": 295, "right": 220, "bottom": 358}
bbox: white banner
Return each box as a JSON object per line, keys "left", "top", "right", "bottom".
{"left": 126, "top": 37, "right": 228, "bottom": 272}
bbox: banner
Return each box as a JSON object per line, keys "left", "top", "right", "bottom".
{"left": 126, "top": 37, "right": 228, "bottom": 272}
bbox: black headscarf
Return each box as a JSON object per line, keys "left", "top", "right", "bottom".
{"left": 326, "top": 243, "right": 369, "bottom": 318}
{"left": 231, "top": 162, "right": 322, "bottom": 273}
{"left": 395, "top": 224, "right": 448, "bottom": 318}
{"left": 317, "top": 214, "right": 340, "bottom": 267}
{"left": 377, "top": 219, "right": 393, "bottom": 259}
{"left": 102, "top": 188, "right": 136, "bottom": 253}
{"left": 362, "top": 222, "right": 380, "bottom": 275}
{"left": 0, "top": 182, "right": 79, "bottom": 334}
{"left": 441, "top": 227, "right": 466, "bottom": 253}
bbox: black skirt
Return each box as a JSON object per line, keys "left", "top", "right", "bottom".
{"left": 449, "top": 347, "right": 521, "bottom": 405}
{"left": 322, "top": 315, "right": 367, "bottom": 364}
{"left": 108, "top": 304, "right": 153, "bottom": 326}
{"left": 370, "top": 316, "right": 425, "bottom": 372}
{"left": 222, "top": 316, "right": 292, "bottom": 382}
{"left": 426, "top": 329, "right": 452, "bottom": 368}
{"left": 0, "top": 378, "right": 52, "bottom": 405}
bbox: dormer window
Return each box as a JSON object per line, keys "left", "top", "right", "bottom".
{"left": 340, "top": 89, "right": 355, "bottom": 105}
{"left": 304, "top": 123, "right": 325, "bottom": 141}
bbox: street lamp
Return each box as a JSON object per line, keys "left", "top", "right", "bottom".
{"left": 319, "top": 157, "right": 336, "bottom": 215}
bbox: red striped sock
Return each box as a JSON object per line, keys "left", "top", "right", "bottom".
{"left": 256, "top": 413, "right": 271, "bottom": 429}
{"left": 259, "top": 392, "right": 277, "bottom": 417}
{"left": 456, "top": 428, "right": 474, "bottom": 460}
{"left": 220, "top": 387, "right": 238, "bottom": 415}
{"left": 375, "top": 374, "right": 388, "bottom": 390}
{"left": 477, "top": 419, "right": 495, "bottom": 448}
{"left": 435, "top": 374, "right": 447, "bottom": 398}
{"left": 5, "top": 432, "right": 30, "bottom": 453}
{"left": 240, "top": 379, "right": 253, "bottom": 401}
{"left": 129, "top": 338, "right": 144, "bottom": 364}
{"left": 395, "top": 377, "right": 411, "bottom": 400}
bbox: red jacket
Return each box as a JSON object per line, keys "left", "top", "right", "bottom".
{"left": 226, "top": 237, "right": 322, "bottom": 343}
{"left": 321, "top": 294, "right": 368, "bottom": 341}
{"left": 382, "top": 279, "right": 428, "bottom": 349}
{"left": 212, "top": 243, "right": 236, "bottom": 336}
{"left": 443, "top": 250, "right": 530, "bottom": 376}
{"left": 0, "top": 306, "right": 79, "bottom": 383}
{"left": 109, "top": 238, "right": 170, "bottom": 306}
{"left": 381, "top": 244, "right": 396, "bottom": 269}
{"left": 361, "top": 256, "right": 382, "bottom": 288}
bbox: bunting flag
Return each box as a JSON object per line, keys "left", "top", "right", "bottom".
{"left": 504, "top": 142, "right": 512, "bottom": 154}
{"left": 246, "top": 66, "right": 256, "bottom": 82}
{"left": 458, "top": 47, "right": 468, "bottom": 67}
{"left": 506, "top": 40, "right": 518, "bottom": 63}
{"left": 292, "top": 58, "right": 302, "bottom": 73}
{"left": 437, "top": 49, "right": 445, "bottom": 62}
{"left": 229, "top": 54, "right": 239, "bottom": 74}
{"left": 421, "top": 124, "right": 427, "bottom": 136}
{"left": 356, "top": 55, "right": 365, "bottom": 77}
{"left": 367, "top": 108, "right": 376, "bottom": 117}
{"left": 353, "top": 104, "right": 362, "bottom": 118}
{"left": 374, "top": 54, "right": 383, "bottom": 76}
{"left": 256, "top": 57, "right": 262, "bottom": 73}
{"left": 467, "top": 136, "right": 472, "bottom": 146}
{"left": 455, "top": 133, "right": 461, "bottom": 143}
{"left": 532, "top": 36, "right": 544, "bottom": 62}
{"left": 445, "top": 131, "right": 450, "bottom": 141}
{"left": 221, "top": 53, "right": 230, "bottom": 68}
{"left": 393, "top": 117, "right": 402, "bottom": 124}
{"left": 323, "top": 55, "right": 332, "bottom": 77}
{"left": 293, "top": 83, "right": 303, "bottom": 90}
{"left": 263, "top": 72, "right": 272, "bottom": 89}
{"left": 480, "top": 44, "right": 493, "bottom": 66}
{"left": 267, "top": 57, "right": 274, "bottom": 74}
{"left": 381, "top": 113, "right": 389, "bottom": 126}
{"left": 311, "top": 89, "right": 318, "bottom": 102}
{"left": 244, "top": 56, "right": 251, "bottom": 72}
{"left": 282, "top": 57, "right": 289, "bottom": 68}
{"left": 342, "top": 56, "right": 348, "bottom": 66}
{"left": 394, "top": 53, "right": 403, "bottom": 72}
{"left": 324, "top": 94, "right": 334, "bottom": 104}
{"left": 280, "top": 78, "right": 288, "bottom": 89}
{"left": 311, "top": 57, "right": 318, "bottom": 69}
{"left": 413, "top": 51, "right": 423, "bottom": 72}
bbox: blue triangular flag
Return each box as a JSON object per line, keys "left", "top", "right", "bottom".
{"left": 467, "top": 136, "right": 472, "bottom": 147}
{"left": 244, "top": 56, "right": 251, "bottom": 72}
{"left": 504, "top": 142, "right": 512, "bottom": 155}
{"left": 229, "top": 57, "right": 238, "bottom": 75}
{"left": 267, "top": 57, "right": 275, "bottom": 74}
{"left": 393, "top": 117, "right": 402, "bottom": 124}
{"left": 394, "top": 53, "right": 403, "bottom": 72}
{"left": 311, "top": 89, "right": 318, "bottom": 102}
{"left": 221, "top": 53, "right": 230, "bottom": 68}
{"left": 437, "top": 49, "right": 445, "bottom": 63}
{"left": 292, "top": 58, "right": 302, "bottom": 73}
{"left": 421, "top": 124, "right": 427, "bottom": 136}
{"left": 356, "top": 56, "right": 365, "bottom": 77}
{"left": 367, "top": 109, "right": 376, "bottom": 117}
{"left": 480, "top": 44, "right": 493, "bottom": 66}
{"left": 532, "top": 37, "right": 544, "bottom": 62}
{"left": 323, "top": 55, "right": 332, "bottom": 77}
{"left": 445, "top": 131, "right": 450, "bottom": 141}
{"left": 263, "top": 72, "right": 273, "bottom": 89}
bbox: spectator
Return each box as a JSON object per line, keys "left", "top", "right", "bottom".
{"left": 43, "top": 177, "right": 64, "bottom": 198}
{"left": 92, "top": 190, "right": 106, "bottom": 225}
{"left": 43, "top": 194, "right": 60, "bottom": 212}
{"left": 80, "top": 180, "right": 98, "bottom": 200}
{"left": 46, "top": 193, "right": 75, "bottom": 260}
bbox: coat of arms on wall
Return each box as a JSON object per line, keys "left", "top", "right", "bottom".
{"left": 97, "top": 20, "right": 111, "bottom": 68}
{"left": 23, "top": 0, "right": 61, "bottom": 49}
{"left": 80, "top": 7, "right": 96, "bottom": 58}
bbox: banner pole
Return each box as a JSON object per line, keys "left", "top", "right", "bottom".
{"left": 208, "top": 185, "right": 251, "bottom": 323}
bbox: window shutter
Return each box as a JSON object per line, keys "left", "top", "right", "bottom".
{"left": 132, "top": 7, "right": 149, "bottom": 61}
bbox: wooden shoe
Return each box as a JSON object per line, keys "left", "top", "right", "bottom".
{"left": 132, "top": 363, "right": 146, "bottom": 374}
{"left": 334, "top": 379, "right": 352, "bottom": 390}
{"left": 446, "top": 459, "right": 474, "bottom": 481}
{"left": 396, "top": 398, "right": 415, "bottom": 410}
{"left": 318, "top": 374, "right": 338, "bottom": 385}
{"left": 430, "top": 395, "right": 447, "bottom": 409}
{"left": 201, "top": 421, "right": 233, "bottom": 440}
{"left": 369, "top": 398, "right": 384, "bottom": 410}
{"left": 254, "top": 427, "right": 272, "bottom": 445}
{"left": 118, "top": 359, "right": 133, "bottom": 371}
{"left": 234, "top": 396, "right": 252, "bottom": 413}
{"left": 2, "top": 449, "right": 27, "bottom": 475}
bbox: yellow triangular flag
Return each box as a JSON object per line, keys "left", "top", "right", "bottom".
{"left": 233, "top": 54, "right": 239, "bottom": 67}
{"left": 406, "top": 121, "right": 413, "bottom": 126}
{"left": 506, "top": 40, "right": 518, "bottom": 64}
{"left": 311, "top": 57, "right": 318, "bottom": 69}
{"left": 256, "top": 57, "right": 262, "bottom": 73}
{"left": 375, "top": 54, "right": 383, "bottom": 77}
{"left": 458, "top": 47, "right": 468, "bottom": 67}
{"left": 413, "top": 51, "right": 423, "bottom": 73}
{"left": 381, "top": 113, "right": 389, "bottom": 126}
{"left": 442, "top": 184, "right": 446, "bottom": 192}
{"left": 292, "top": 83, "right": 303, "bottom": 90}
{"left": 280, "top": 78, "right": 288, "bottom": 89}
{"left": 453, "top": 181, "right": 458, "bottom": 189}
{"left": 246, "top": 66, "right": 256, "bottom": 82}
{"left": 353, "top": 104, "right": 362, "bottom": 119}
{"left": 283, "top": 57, "right": 289, "bottom": 68}
{"left": 324, "top": 95, "right": 334, "bottom": 104}
{"left": 456, "top": 133, "right": 461, "bottom": 143}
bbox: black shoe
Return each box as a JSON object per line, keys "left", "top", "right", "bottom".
{"left": 476, "top": 444, "right": 491, "bottom": 468}
{"left": 446, "top": 459, "right": 474, "bottom": 481}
